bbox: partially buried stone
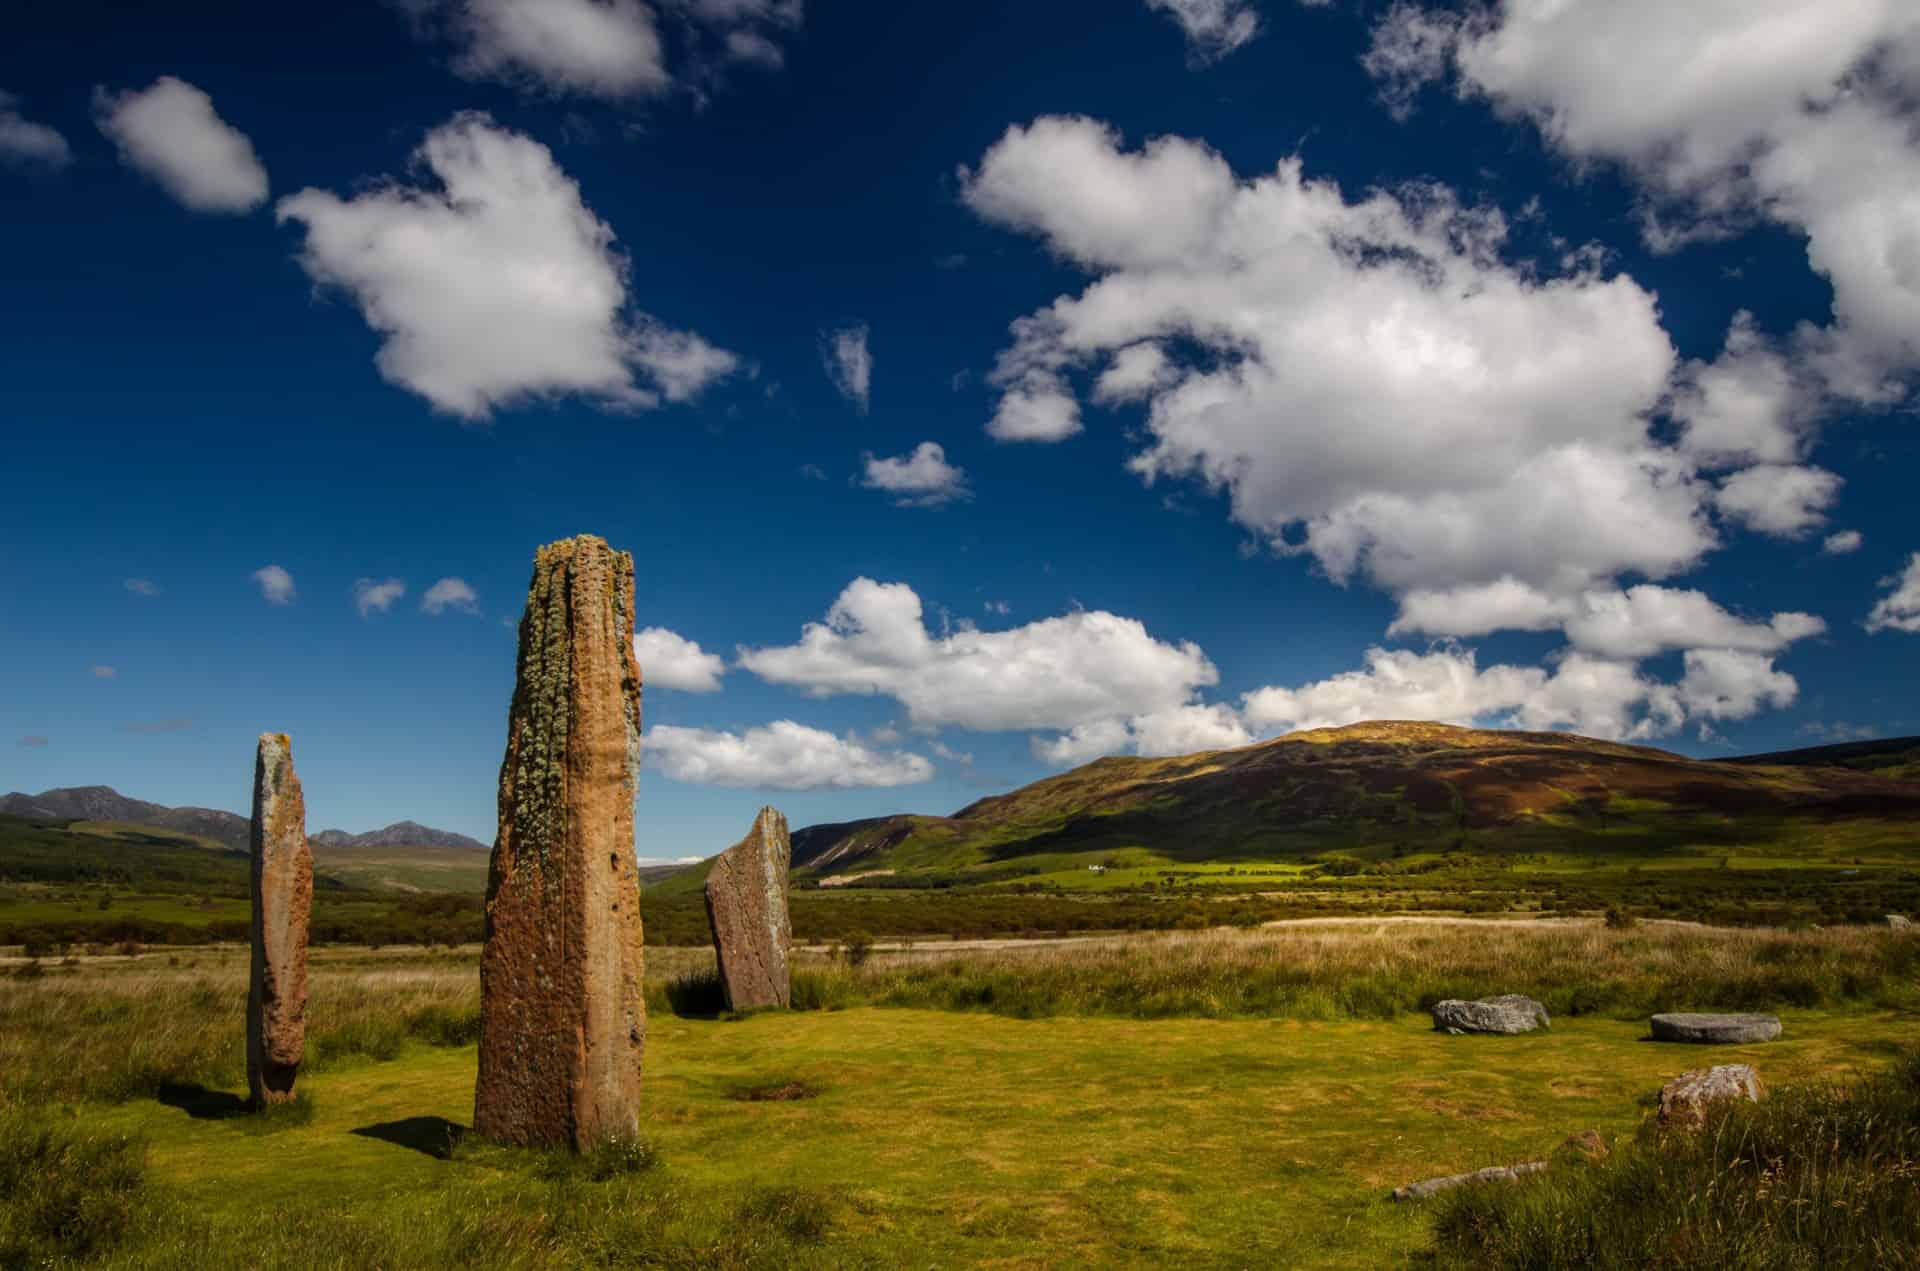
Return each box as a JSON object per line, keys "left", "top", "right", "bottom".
{"left": 1658, "top": 1064, "right": 1764, "bottom": 1131}
{"left": 705, "top": 806, "right": 794, "bottom": 1011}
{"left": 1650, "top": 1013, "right": 1782, "bottom": 1044}
{"left": 474, "top": 535, "right": 647, "bottom": 1152}
{"left": 1391, "top": 1162, "right": 1547, "bottom": 1202}
{"left": 1431, "top": 995, "right": 1550, "bottom": 1035}
{"left": 1888, "top": 914, "right": 1913, "bottom": 930}
{"left": 248, "top": 733, "right": 313, "bottom": 1108}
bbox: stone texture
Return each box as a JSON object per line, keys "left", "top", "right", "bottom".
{"left": 248, "top": 733, "right": 313, "bottom": 1107}
{"left": 474, "top": 536, "right": 647, "bottom": 1151}
{"left": 704, "top": 806, "right": 794, "bottom": 1011}
{"left": 1431, "top": 995, "right": 1550, "bottom": 1035}
{"left": 1888, "top": 914, "right": 1913, "bottom": 930}
{"left": 1391, "top": 1162, "right": 1546, "bottom": 1202}
{"left": 1650, "top": 1012, "right": 1782, "bottom": 1044}
{"left": 1658, "top": 1064, "right": 1765, "bottom": 1131}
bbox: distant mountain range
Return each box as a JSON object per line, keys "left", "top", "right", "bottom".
{"left": 0, "top": 786, "right": 487, "bottom": 853}
{"left": 744, "top": 723, "right": 1920, "bottom": 886}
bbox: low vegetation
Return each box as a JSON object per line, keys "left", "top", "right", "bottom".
{"left": 1431, "top": 1050, "right": 1920, "bottom": 1269}
{"left": 3, "top": 925, "right": 1918, "bottom": 1267}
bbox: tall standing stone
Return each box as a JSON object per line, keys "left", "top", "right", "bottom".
{"left": 704, "top": 807, "right": 793, "bottom": 1011}
{"left": 248, "top": 733, "right": 313, "bottom": 1107}
{"left": 474, "top": 535, "right": 646, "bottom": 1151}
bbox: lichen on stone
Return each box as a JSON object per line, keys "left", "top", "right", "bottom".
{"left": 509, "top": 539, "right": 579, "bottom": 879}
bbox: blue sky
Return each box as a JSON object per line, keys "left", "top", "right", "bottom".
{"left": 3, "top": 0, "right": 1917, "bottom": 859}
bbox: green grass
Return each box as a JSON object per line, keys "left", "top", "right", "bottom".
{"left": 35, "top": 1005, "right": 1920, "bottom": 1268}
{"left": 5, "top": 933, "right": 1920, "bottom": 1267}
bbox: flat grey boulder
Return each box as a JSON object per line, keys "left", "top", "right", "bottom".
{"left": 1391, "top": 1162, "right": 1546, "bottom": 1202}
{"left": 1888, "top": 914, "right": 1913, "bottom": 930}
{"left": 1432, "top": 995, "right": 1550, "bottom": 1035}
{"left": 1649, "top": 1012, "right": 1781, "bottom": 1044}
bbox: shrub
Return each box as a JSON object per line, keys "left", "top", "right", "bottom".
{"left": 842, "top": 930, "right": 876, "bottom": 968}
{"left": 1603, "top": 907, "right": 1636, "bottom": 930}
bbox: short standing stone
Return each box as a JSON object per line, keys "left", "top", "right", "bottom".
{"left": 1888, "top": 914, "right": 1913, "bottom": 930}
{"left": 474, "top": 536, "right": 647, "bottom": 1152}
{"left": 1658, "top": 1064, "right": 1764, "bottom": 1130}
{"left": 1431, "top": 995, "right": 1550, "bottom": 1035}
{"left": 1650, "top": 1013, "right": 1782, "bottom": 1044}
{"left": 704, "top": 806, "right": 793, "bottom": 1011}
{"left": 248, "top": 733, "right": 313, "bottom": 1107}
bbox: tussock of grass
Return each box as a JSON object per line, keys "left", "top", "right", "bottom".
{"left": 0, "top": 1103, "right": 150, "bottom": 1265}
{"left": 1429, "top": 1050, "right": 1920, "bottom": 1269}
{"left": 726, "top": 1077, "right": 821, "bottom": 1102}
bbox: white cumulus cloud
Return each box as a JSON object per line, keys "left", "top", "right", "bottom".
{"left": 277, "top": 113, "right": 737, "bottom": 420}
{"left": 961, "top": 116, "right": 1706, "bottom": 597}
{"left": 634, "top": 626, "right": 725, "bottom": 692}
{"left": 354, "top": 577, "right": 407, "bottom": 617}
{"left": 1715, "top": 464, "right": 1842, "bottom": 539}
{"left": 421, "top": 577, "right": 479, "bottom": 615}
{"left": 1867, "top": 553, "right": 1920, "bottom": 634}
{"left": 1824, "top": 530, "right": 1864, "bottom": 555}
{"left": 1391, "top": 582, "right": 1824, "bottom": 660}
{"left": 1035, "top": 703, "right": 1253, "bottom": 765}
{"left": 860, "top": 442, "right": 969, "bottom": 507}
{"left": 413, "top": 0, "right": 803, "bottom": 100}
{"left": 252, "top": 565, "right": 296, "bottom": 605}
{"left": 739, "top": 578, "right": 1219, "bottom": 732}
{"left": 1365, "top": 0, "right": 1920, "bottom": 414}
{"left": 94, "top": 77, "right": 268, "bottom": 213}
{"left": 645, "top": 720, "right": 932, "bottom": 789}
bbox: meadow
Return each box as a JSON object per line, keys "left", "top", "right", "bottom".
{"left": 4, "top": 920, "right": 1918, "bottom": 1267}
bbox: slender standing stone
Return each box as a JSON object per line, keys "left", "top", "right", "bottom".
{"left": 704, "top": 807, "right": 793, "bottom": 1011}
{"left": 474, "top": 535, "right": 646, "bottom": 1151}
{"left": 248, "top": 733, "right": 313, "bottom": 1107}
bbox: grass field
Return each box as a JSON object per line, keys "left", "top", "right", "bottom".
{"left": 4, "top": 923, "right": 1918, "bottom": 1267}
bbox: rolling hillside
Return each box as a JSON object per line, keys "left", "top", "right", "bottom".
{"left": 767, "top": 722, "right": 1920, "bottom": 887}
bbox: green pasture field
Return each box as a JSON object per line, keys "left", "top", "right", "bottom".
{"left": 42, "top": 999, "right": 1920, "bottom": 1268}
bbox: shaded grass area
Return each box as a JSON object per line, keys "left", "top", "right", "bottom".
{"left": 1429, "top": 1051, "right": 1920, "bottom": 1269}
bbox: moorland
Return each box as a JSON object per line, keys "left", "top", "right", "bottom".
{"left": 4, "top": 720, "right": 1919, "bottom": 1267}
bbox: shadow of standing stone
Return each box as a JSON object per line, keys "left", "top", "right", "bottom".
{"left": 704, "top": 807, "right": 794, "bottom": 1012}
{"left": 474, "top": 535, "right": 647, "bottom": 1152}
{"left": 248, "top": 733, "right": 312, "bottom": 1108}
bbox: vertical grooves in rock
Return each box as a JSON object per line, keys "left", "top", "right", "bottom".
{"left": 476, "top": 535, "right": 646, "bottom": 1151}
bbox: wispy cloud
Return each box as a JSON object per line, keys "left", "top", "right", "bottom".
{"left": 90, "top": 665, "right": 116, "bottom": 679}
{"left": 822, "top": 323, "right": 872, "bottom": 412}
{"left": 124, "top": 578, "right": 161, "bottom": 597}
{"left": 17, "top": 735, "right": 48, "bottom": 748}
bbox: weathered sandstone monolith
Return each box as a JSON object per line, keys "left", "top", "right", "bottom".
{"left": 474, "top": 535, "right": 646, "bottom": 1151}
{"left": 248, "top": 733, "right": 313, "bottom": 1107}
{"left": 704, "top": 806, "right": 793, "bottom": 1011}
